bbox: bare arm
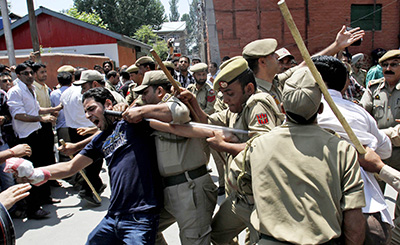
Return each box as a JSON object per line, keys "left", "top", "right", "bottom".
{"left": 0, "top": 144, "right": 32, "bottom": 163}
{"left": 342, "top": 208, "right": 365, "bottom": 245}
{"left": 207, "top": 131, "right": 245, "bottom": 156}
{"left": 14, "top": 113, "right": 56, "bottom": 123}
{"left": 177, "top": 89, "right": 209, "bottom": 123}
{"left": 39, "top": 104, "right": 63, "bottom": 115}
{"left": 45, "top": 154, "right": 93, "bottom": 180}
{"left": 58, "top": 131, "right": 100, "bottom": 156}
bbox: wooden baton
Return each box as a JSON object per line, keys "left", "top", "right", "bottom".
{"left": 59, "top": 139, "right": 102, "bottom": 203}
{"left": 278, "top": 0, "right": 366, "bottom": 154}
{"left": 150, "top": 49, "right": 201, "bottom": 122}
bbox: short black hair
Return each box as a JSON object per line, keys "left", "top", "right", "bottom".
{"left": 120, "top": 70, "right": 130, "bottom": 80}
{"left": 82, "top": 87, "right": 116, "bottom": 106}
{"left": 15, "top": 63, "right": 31, "bottom": 74}
{"left": 0, "top": 72, "right": 11, "bottom": 77}
{"left": 57, "top": 72, "right": 72, "bottom": 86}
{"left": 286, "top": 111, "right": 318, "bottom": 125}
{"left": 106, "top": 70, "right": 118, "bottom": 79}
{"left": 74, "top": 68, "right": 87, "bottom": 81}
{"left": 222, "top": 56, "right": 230, "bottom": 62}
{"left": 246, "top": 58, "right": 259, "bottom": 74}
{"left": 236, "top": 68, "right": 257, "bottom": 91}
{"left": 0, "top": 64, "right": 8, "bottom": 73}
{"left": 150, "top": 83, "right": 172, "bottom": 94}
{"left": 179, "top": 56, "right": 190, "bottom": 64}
{"left": 312, "top": 55, "right": 348, "bottom": 92}
{"left": 211, "top": 62, "right": 218, "bottom": 68}
{"left": 32, "top": 63, "right": 46, "bottom": 73}
{"left": 102, "top": 61, "right": 113, "bottom": 69}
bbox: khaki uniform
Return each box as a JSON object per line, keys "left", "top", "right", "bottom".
{"left": 209, "top": 92, "right": 284, "bottom": 244}
{"left": 187, "top": 82, "right": 216, "bottom": 115}
{"left": 125, "top": 82, "right": 139, "bottom": 105}
{"left": 105, "top": 80, "right": 117, "bottom": 92}
{"left": 256, "top": 66, "right": 298, "bottom": 106}
{"left": 155, "top": 94, "right": 217, "bottom": 245}
{"left": 250, "top": 122, "right": 365, "bottom": 244}
{"left": 360, "top": 78, "right": 400, "bottom": 169}
{"left": 360, "top": 78, "right": 400, "bottom": 244}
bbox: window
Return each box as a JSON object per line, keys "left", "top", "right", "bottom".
{"left": 351, "top": 4, "right": 382, "bottom": 31}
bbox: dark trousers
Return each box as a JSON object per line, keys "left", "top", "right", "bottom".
{"left": 68, "top": 128, "right": 103, "bottom": 193}
{"left": 19, "top": 122, "right": 55, "bottom": 215}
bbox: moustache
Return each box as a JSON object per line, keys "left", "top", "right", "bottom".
{"left": 384, "top": 71, "right": 395, "bottom": 75}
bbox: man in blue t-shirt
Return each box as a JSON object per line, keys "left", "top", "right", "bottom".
{"left": 16, "top": 87, "right": 162, "bottom": 244}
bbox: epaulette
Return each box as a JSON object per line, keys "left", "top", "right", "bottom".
{"left": 368, "top": 77, "right": 385, "bottom": 88}
{"left": 160, "top": 93, "right": 173, "bottom": 103}
{"left": 128, "top": 82, "right": 137, "bottom": 88}
{"left": 322, "top": 128, "right": 342, "bottom": 138}
{"left": 246, "top": 92, "right": 274, "bottom": 107}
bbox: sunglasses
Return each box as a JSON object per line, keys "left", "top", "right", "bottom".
{"left": 381, "top": 62, "right": 400, "bottom": 68}
{"left": 0, "top": 79, "right": 11, "bottom": 83}
{"left": 20, "top": 71, "right": 34, "bottom": 76}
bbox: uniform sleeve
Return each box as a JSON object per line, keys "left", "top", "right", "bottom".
{"left": 360, "top": 86, "right": 374, "bottom": 113}
{"left": 339, "top": 142, "right": 366, "bottom": 211}
{"left": 203, "top": 89, "right": 216, "bottom": 115}
{"left": 165, "top": 96, "right": 191, "bottom": 124}
{"left": 7, "top": 89, "right": 27, "bottom": 118}
{"left": 208, "top": 109, "right": 229, "bottom": 127}
{"left": 245, "top": 101, "right": 281, "bottom": 134}
{"left": 379, "top": 165, "right": 400, "bottom": 193}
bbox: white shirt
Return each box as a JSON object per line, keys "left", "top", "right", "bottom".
{"left": 60, "top": 85, "right": 93, "bottom": 128}
{"left": 318, "top": 89, "right": 393, "bottom": 226}
{"left": 50, "top": 86, "right": 69, "bottom": 130}
{"left": 7, "top": 79, "right": 41, "bottom": 138}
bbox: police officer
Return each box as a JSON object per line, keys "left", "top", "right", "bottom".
{"left": 123, "top": 70, "right": 217, "bottom": 245}
{"left": 187, "top": 63, "right": 216, "bottom": 115}
{"left": 179, "top": 56, "right": 284, "bottom": 244}
{"left": 250, "top": 67, "right": 366, "bottom": 244}
{"left": 360, "top": 49, "right": 400, "bottom": 243}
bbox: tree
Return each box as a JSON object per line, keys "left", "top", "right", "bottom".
{"left": 181, "top": 0, "right": 200, "bottom": 54}
{"left": 169, "top": 0, "right": 180, "bottom": 22}
{"left": 73, "top": 0, "right": 166, "bottom": 36}
{"left": 134, "top": 25, "right": 168, "bottom": 60}
{"left": 66, "top": 7, "right": 108, "bottom": 29}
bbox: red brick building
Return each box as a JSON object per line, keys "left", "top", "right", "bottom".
{"left": 210, "top": 0, "right": 400, "bottom": 65}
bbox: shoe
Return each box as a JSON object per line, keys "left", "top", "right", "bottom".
{"left": 28, "top": 208, "right": 50, "bottom": 220}
{"left": 10, "top": 209, "right": 27, "bottom": 219}
{"left": 98, "top": 184, "right": 107, "bottom": 195}
{"left": 43, "top": 198, "right": 61, "bottom": 204}
{"left": 49, "top": 180, "right": 62, "bottom": 187}
{"left": 79, "top": 193, "right": 101, "bottom": 206}
{"left": 217, "top": 187, "right": 225, "bottom": 196}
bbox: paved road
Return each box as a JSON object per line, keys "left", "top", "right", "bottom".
{"left": 11, "top": 155, "right": 398, "bottom": 245}
{"left": 13, "top": 157, "right": 246, "bottom": 244}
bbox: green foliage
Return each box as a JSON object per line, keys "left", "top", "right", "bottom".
{"left": 66, "top": 7, "right": 108, "bottom": 29}
{"left": 73, "top": 0, "right": 165, "bottom": 36}
{"left": 134, "top": 25, "right": 158, "bottom": 45}
{"left": 134, "top": 25, "right": 168, "bottom": 60}
{"left": 153, "top": 40, "right": 169, "bottom": 60}
{"left": 169, "top": 0, "right": 180, "bottom": 22}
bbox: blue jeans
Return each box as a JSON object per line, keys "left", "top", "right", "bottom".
{"left": 86, "top": 212, "right": 159, "bottom": 245}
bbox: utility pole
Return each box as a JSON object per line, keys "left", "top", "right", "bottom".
{"left": 26, "top": 0, "right": 41, "bottom": 63}
{"left": 0, "top": 0, "right": 16, "bottom": 66}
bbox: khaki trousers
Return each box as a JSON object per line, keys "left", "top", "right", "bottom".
{"left": 156, "top": 174, "right": 218, "bottom": 245}
{"left": 211, "top": 192, "right": 259, "bottom": 245}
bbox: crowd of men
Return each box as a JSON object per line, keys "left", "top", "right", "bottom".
{"left": 3, "top": 24, "right": 400, "bottom": 245}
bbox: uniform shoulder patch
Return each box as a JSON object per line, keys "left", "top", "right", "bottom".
{"left": 256, "top": 113, "right": 269, "bottom": 125}
{"left": 368, "top": 77, "right": 385, "bottom": 88}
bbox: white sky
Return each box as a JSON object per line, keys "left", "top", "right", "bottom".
{"left": 9, "top": 0, "right": 189, "bottom": 19}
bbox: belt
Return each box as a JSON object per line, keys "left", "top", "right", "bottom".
{"left": 260, "top": 234, "right": 343, "bottom": 245}
{"left": 163, "top": 165, "right": 208, "bottom": 187}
